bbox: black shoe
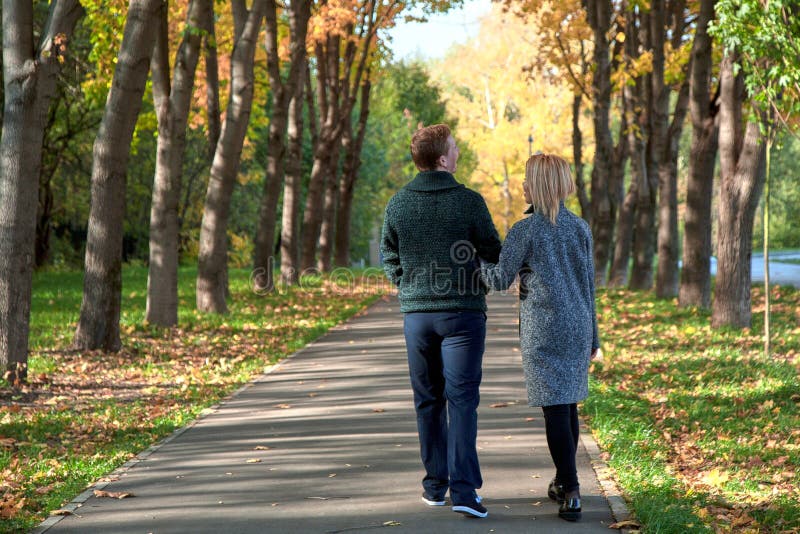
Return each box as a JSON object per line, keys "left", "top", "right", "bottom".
{"left": 558, "top": 497, "right": 581, "bottom": 521}
{"left": 421, "top": 492, "right": 446, "bottom": 506}
{"left": 452, "top": 499, "right": 488, "bottom": 518}
{"left": 547, "top": 478, "right": 565, "bottom": 503}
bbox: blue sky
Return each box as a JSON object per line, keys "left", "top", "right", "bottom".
{"left": 385, "top": 0, "right": 491, "bottom": 60}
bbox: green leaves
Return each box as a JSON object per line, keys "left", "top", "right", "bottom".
{"left": 710, "top": 0, "right": 800, "bottom": 123}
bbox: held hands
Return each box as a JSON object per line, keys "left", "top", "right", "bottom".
{"left": 590, "top": 348, "right": 600, "bottom": 360}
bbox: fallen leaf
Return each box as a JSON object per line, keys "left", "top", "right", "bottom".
{"left": 50, "top": 509, "right": 74, "bottom": 516}
{"left": 609, "top": 519, "right": 641, "bottom": 529}
{"left": 93, "top": 490, "right": 133, "bottom": 499}
{"left": 246, "top": 459, "right": 262, "bottom": 463}
{"left": 383, "top": 520, "right": 402, "bottom": 526}
{"left": 372, "top": 408, "right": 385, "bottom": 413}
{"left": 253, "top": 446, "right": 270, "bottom": 450}
{"left": 490, "top": 403, "right": 509, "bottom": 408}
{"left": 275, "top": 404, "right": 291, "bottom": 409}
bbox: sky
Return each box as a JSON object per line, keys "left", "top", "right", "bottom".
{"left": 385, "top": 0, "right": 492, "bottom": 60}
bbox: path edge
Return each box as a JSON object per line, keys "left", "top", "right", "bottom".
{"left": 32, "top": 294, "right": 390, "bottom": 534}
{"left": 579, "top": 418, "right": 635, "bottom": 533}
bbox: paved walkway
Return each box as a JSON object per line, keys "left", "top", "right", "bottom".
{"left": 37, "top": 293, "right": 626, "bottom": 534}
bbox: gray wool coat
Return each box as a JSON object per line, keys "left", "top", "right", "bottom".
{"left": 481, "top": 204, "right": 600, "bottom": 407}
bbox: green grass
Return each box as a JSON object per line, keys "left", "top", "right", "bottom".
{"left": 584, "top": 287, "right": 800, "bottom": 532}
{"left": 1, "top": 266, "right": 385, "bottom": 533}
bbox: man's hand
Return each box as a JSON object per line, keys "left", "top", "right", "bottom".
{"left": 590, "top": 348, "right": 600, "bottom": 360}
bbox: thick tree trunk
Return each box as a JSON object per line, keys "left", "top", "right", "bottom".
{"left": 74, "top": 0, "right": 160, "bottom": 352}
{"left": 280, "top": 81, "right": 306, "bottom": 285}
{"left": 253, "top": 0, "right": 311, "bottom": 291}
{"left": 334, "top": 78, "right": 371, "bottom": 267}
{"left": 196, "top": 0, "right": 265, "bottom": 313}
{"left": 146, "top": 0, "right": 210, "bottom": 327}
{"left": 711, "top": 54, "right": 767, "bottom": 328}
{"left": 584, "top": 0, "right": 615, "bottom": 285}
{"left": 572, "top": 94, "right": 590, "bottom": 224}
{"left": 1, "top": 0, "right": 83, "bottom": 381}
{"left": 679, "top": 0, "right": 718, "bottom": 308}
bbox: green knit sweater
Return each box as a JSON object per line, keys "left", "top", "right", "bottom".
{"left": 381, "top": 171, "right": 502, "bottom": 312}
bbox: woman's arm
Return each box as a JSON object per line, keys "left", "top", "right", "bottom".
{"left": 480, "top": 222, "right": 530, "bottom": 291}
{"left": 585, "top": 226, "right": 600, "bottom": 352}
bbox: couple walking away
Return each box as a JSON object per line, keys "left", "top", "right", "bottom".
{"left": 381, "top": 124, "right": 600, "bottom": 521}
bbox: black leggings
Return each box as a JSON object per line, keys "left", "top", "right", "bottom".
{"left": 541, "top": 403, "right": 580, "bottom": 493}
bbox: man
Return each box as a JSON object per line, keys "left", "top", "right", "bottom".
{"left": 381, "top": 124, "right": 501, "bottom": 518}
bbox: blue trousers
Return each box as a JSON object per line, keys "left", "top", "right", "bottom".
{"left": 403, "top": 311, "right": 486, "bottom": 504}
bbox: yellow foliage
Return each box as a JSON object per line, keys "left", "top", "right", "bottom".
{"left": 432, "top": 5, "right": 592, "bottom": 236}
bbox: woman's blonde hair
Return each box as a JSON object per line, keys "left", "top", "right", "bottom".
{"left": 525, "top": 153, "right": 575, "bottom": 224}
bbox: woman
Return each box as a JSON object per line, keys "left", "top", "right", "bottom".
{"left": 480, "top": 153, "right": 599, "bottom": 522}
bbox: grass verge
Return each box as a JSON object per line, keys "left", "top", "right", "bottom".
{"left": 584, "top": 285, "right": 800, "bottom": 533}
{"left": 0, "top": 266, "right": 387, "bottom": 533}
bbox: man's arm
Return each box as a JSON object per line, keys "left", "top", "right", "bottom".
{"left": 380, "top": 203, "right": 402, "bottom": 287}
{"left": 471, "top": 194, "right": 502, "bottom": 263}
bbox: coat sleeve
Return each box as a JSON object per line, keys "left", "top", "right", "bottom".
{"left": 585, "top": 226, "right": 600, "bottom": 351}
{"left": 380, "top": 202, "right": 402, "bottom": 287}
{"left": 480, "top": 222, "right": 529, "bottom": 291}
{"left": 471, "top": 194, "right": 502, "bottom": 264}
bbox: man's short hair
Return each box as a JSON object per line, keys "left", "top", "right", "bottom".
{"left": 410, "top": 124, "right": 451, "bottom": 171}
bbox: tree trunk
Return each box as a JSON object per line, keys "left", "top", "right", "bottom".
{"left": 572, "top": 94, "right": 590, "bottom": 224}
{"left": 609, "top": 176, "right": 638, "bottom": 287}
{"left": 317, "top": 152, "right": 339, "bottom": 272}
{"left": 711, "top": 53, "right": 767, "bottom": 328}
{"left": 609, "top": 9, "right": 637, "bottom": 288}
{"left": 629, "top": 4, "right": 663, "bottom": 291}
{"left": 196, "top": 0, "right": 266, "bottom": 313}
{"left": 654, "top": 0, "right": 690, "bottom": 299}
{"left": 679, "top": 0, "right": 718, "bottom": 308}
{"left": 584, "top": 0, "right": 616, "bottom": 285}
{"left": 334, "top": 77, "right": 371, "bottom": 267}
{"left": 73, "top": 0, "right": 161, "bottom": 352}
{"left": 0, "top": 0, "right": 83, "bottom": 381}
{"left": 146, "top": 0, "right": 210, "bottom": 327}
{"left": 280, "top": 80, "right": 306, "bottom": 285}
{"left": 253, "top": 0, "right": 311, "bottom": 291}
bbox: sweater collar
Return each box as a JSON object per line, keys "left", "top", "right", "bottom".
{"left": 524, "top": 201, "right": 566, "bottom": 215}
{"left": 405, "top": 170, "right": 464, "bottom": 192}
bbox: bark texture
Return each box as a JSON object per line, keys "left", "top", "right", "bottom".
{"left": 334, "top": 77, "right": 371, "bottom": 267}
{"left": 711, "top": 53, "right": 767, "bottom": 328}
{"left": 196, "top": 0, "right": 266, "bottom": 313}
{"left": 74, "top": 0, "right": 161, "bottom": 351}
{"left": 146, "top": 0, "right": 211, "bottom": 327}
{"left": 679, "top": 0, "right": 719, "bottom": 308}
{"left": 252, "top": 0, "right": 310, "bottom": 291}
{"left": 1, "top": 0, "right": 83, "bottom": 381}
{"left": 583, "top": 0, "right": 616, "bottom": 285}
{"left": 279, "top": 76, "right": 306, "bottom": 285}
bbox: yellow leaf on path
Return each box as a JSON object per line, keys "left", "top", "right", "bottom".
{"left": 253, "top": 446, "right": 270, "bottom": 450}
{"left": 490, "top": 402, "right": 509, "bottom": 408}
{"left": 609, "top": 519, "right": 641, "bottom": 529}
{"left": 246, "top": 459, "right": 262, "bottom": 463}
{"left": 383, "top": 521, "right": 402, "bottom": 526}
